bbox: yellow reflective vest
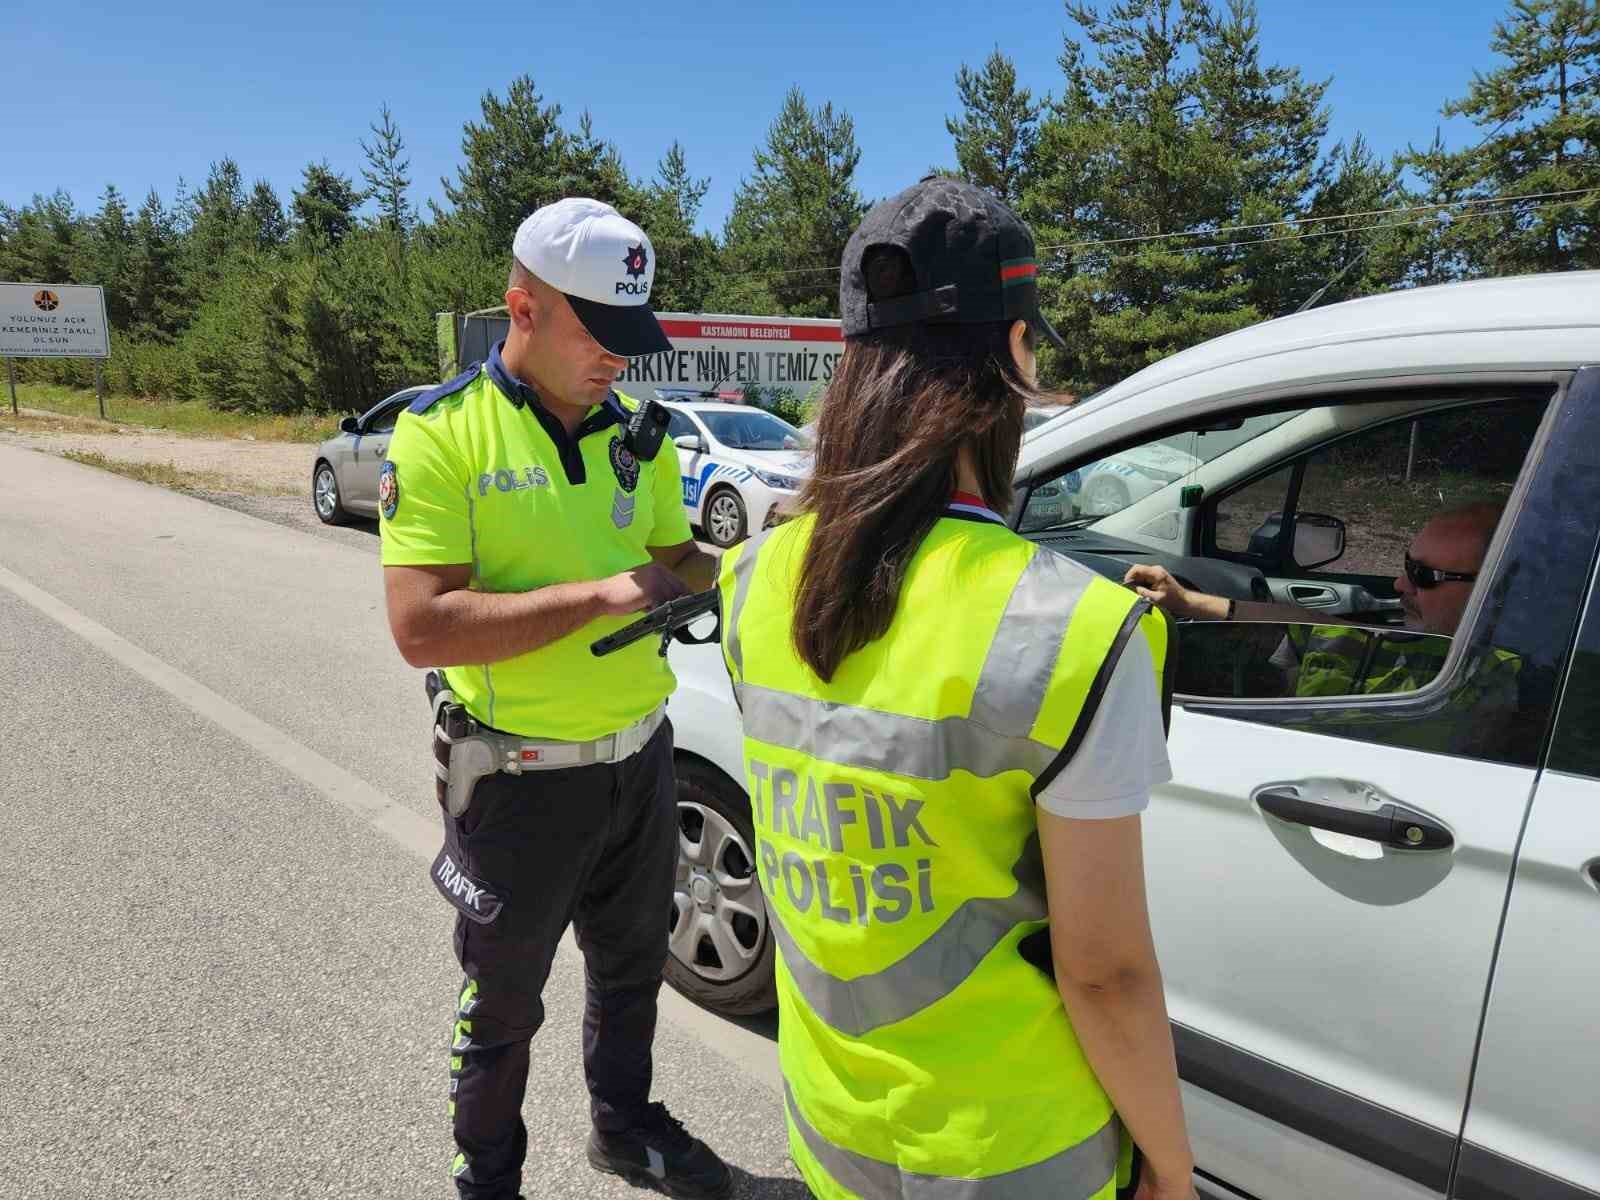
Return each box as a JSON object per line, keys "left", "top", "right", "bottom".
{"left": 718, "top": 508, "right": 1169, "bottom": 1200}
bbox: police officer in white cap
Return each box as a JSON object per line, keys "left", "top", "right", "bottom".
{"left": 380, "top": 198, "right": 729, "bottom": 1200}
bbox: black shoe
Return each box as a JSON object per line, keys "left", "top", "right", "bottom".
{"left": 587, "top": 1102, "right": 733, "bottom": 1199}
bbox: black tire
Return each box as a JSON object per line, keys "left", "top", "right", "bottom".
{"left": 702, "top": 485, "right": 748, "bottom": 548}
{"left": 663, "top": 757, "right": 777, "bottom": 1016}
{"left": 312, "top": 460, "right": 351, "bottom": 526}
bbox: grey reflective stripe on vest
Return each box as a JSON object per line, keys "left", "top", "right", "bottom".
{"left": 725, "top": 528, "right": 775, "bottom": 682}
{"left": 785, "top": 1080, "right": 1119, "bottom": 1200}
{"left": 970, "top": 548, "right": 1093, "bottom": 737}
{"left": 767, "top": 834, "right": 1046, "bottom": 1036}
{"left": 738, "top": 684, "right": 1060, "bottom": 781}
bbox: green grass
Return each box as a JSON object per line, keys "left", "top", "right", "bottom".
{"left": 59, "top": 450, "right": 294, "bottom": 496}
{"left": 7, "top": 382, "right": 339, "bottom": 442}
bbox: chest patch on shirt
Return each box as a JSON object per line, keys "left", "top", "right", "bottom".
{"left": 609, "top": 436, "right": 640, "bottom": 493}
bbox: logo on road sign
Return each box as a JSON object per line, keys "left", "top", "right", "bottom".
{"left": 33, "top": 290, "right": 59, "bottom": 312}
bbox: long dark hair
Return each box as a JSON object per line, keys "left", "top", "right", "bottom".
{"left": 793, "top": 248, "right": 1053, "bottom": 681}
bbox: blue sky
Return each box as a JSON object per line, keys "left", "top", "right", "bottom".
{"left": 6, "top": 0, "right": 1507, "bottom": 234}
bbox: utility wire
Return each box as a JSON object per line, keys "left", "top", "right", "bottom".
{"left": 720, "top": 186, "right": 1600, "bottom": 281}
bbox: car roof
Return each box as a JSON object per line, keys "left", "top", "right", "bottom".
{"left": 1078, "top": 270, "right": 1600, "bottom": 418}
{"left": 660, "top": 401, "right": 767, "bottom": 415}
{"left": 1018, "top": 271, "right": 1600, "bottom": 472}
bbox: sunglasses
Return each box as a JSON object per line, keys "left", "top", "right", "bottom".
{"left": 1404, "top": 553, "right": 1478, "bottom": 590}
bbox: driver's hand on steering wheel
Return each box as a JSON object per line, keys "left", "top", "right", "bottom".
{"left": 1124, "top": 564, "right": 1223, "bottom": 620}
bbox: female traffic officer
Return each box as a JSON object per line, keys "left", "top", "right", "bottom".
{"left": 715, "top": 177, "right": 1197, "bottom": 1200}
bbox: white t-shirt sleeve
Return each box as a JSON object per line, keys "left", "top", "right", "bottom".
{"left": 1035, "top": 628, "right": 1173, "bottom": 820}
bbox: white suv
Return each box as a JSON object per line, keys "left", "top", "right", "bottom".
{"left": 662, "top": 271, "right": 1600, "bottom": 1200}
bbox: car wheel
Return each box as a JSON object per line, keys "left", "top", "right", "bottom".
{"left": 1080, "top": 473, "right": 1131, "bottom": 517}
{"left": 704, "top": 486, "right": 747, "bottom": 548}
{"left": 313, "top": 461, "right": 350, "bottom": 525}
{"left": 664, "top": 757, "right": 777, "bottom": 1017}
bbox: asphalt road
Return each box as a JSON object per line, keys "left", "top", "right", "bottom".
{"left": 0, "top": 444, "right": 801, "bottom": 1200}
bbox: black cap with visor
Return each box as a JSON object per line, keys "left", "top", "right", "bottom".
{"left": 839, "top": 177, "right": 1067, "bottom": 352}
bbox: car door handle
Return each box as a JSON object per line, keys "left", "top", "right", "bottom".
{"left": 1253, "top": 782, "right": 1454, "bottom": 850}
{"left": 1287, "top": 584, "right": 1340, "bottom": 608}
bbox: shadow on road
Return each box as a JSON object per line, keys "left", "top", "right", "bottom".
{"left": 731, "top": 1166, "right": 813, "bottom": 1198}
{"left": 721, "top": 1008, "right": 780, "bottom": 1043}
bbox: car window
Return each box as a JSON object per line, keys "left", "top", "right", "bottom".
{"left": 1289, "top": 401, "right": 1546, "bottom": 578}
{"left": 1018, "top": 411, "right": 1295, "bottom": 533}
{"left": 1172, "top": 385, "right": 1574, "bottom": 768}
{"left": 1549, "top": 560, "right": 1600, "bottom": 779}
{"left": 666, "top": 410, "right": 699, "bottom": 443}
{"left": 698, "top": 409, "right": 811, "bottom": 451}
{"left": 1213, "top": 465, "right": 1296, "bottom": 556}
{"left": 368, "top": 404, "right": 405, "bottom": 435}
{"left": 1175, "top": 621, "right": 1454, "bottom": 701}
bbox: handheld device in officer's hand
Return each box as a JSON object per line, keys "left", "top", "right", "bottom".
{"left": 591, "top": 589, "right": 721, "bottom": 658}
{"left": 622, "top": 398, "right": 672, "bottom": 460}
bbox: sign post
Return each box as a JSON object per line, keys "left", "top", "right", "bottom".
{"left": 6, "top": 359, "right": 15, "bottom": 416}
{"left": 0, "top": 282, "right": 112, "bottom": 417}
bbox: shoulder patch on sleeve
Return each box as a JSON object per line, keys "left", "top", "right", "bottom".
{"left": 409, "top": 365, "right": 480, "bottom": 414}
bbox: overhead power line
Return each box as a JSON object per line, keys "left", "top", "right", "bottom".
{"left": 720, "top": 185, "right": 1600, "bottom": 281}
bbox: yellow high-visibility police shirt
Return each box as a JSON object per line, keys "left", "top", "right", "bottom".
{"left": 379, "top": 342, "right": 692, "bottom": 739}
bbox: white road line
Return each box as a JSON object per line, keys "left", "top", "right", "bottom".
{"left": 0, "top": 558, "right": 784, "bottom": 1093}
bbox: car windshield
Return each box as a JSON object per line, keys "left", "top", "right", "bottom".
{"left": 1021, "top": 410, "right": 1304, "bottom": 532}
{"left": 698, "top": 409, "right": 812, "bottom": 451}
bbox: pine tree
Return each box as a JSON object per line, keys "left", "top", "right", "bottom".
{"left": 1025, "top": 0, "right": 1343, "bottom": 389}
{"left": 1399, "top": 130, "right": 1478, "bottom": 286}
{"left": 361, "top": 102, "right": 414, "bottom": 239}
{"left": 1293, "top": 136, "right": 1412, "bottom": 309}
{"left": 440, "top": 76, "right": 572, "bottom": 255}
{"left": 3, "top": 191, "right": 81, "bottom": 282}
{"left": 716, "top": 87, "right": 866, "bottom": 317}
{"left": 946, "top": 49, "right": 1043, "bottom": 206}
{"left": 560, "top": 112, "right": 645, "bottom": 214}
{"left": 83, "top": 185, "right": 135, "bottom": 328}
{"left": 640, "top": 142, "right": 718, "bottom": 313}
{"left": 246, "top": 180, "right": 289, "bottom": 251}
{"left": 293, "top": 161, "right": 364, "bottom": 251}
{"left": 1197, "top": 0, "right": 1333, "bottom": 317}
{"left": 1437, "top": 0, "right": 1600, "bottom": 273}
{"left": 127, "top": 190, "right": 185, "bottom": 340}
{"left": 186, "top": 159, "right": 248, "bottom": 286}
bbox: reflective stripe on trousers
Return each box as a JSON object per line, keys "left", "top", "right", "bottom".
{"left": 785, "top": 1081, "right": 1119, "bottom": 1200}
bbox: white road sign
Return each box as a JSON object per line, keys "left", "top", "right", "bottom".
{"left": 1, "top": 283, "right": 110, "bottom": 358}
{"left": 618, "top": 313, "right": 842, "bottom": 394}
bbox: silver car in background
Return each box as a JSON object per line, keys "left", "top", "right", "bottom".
{"left": 311, "top": 385, "right": 430, "bottom": 524}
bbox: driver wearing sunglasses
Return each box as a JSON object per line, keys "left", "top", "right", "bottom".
{"left": 1125, "top": 501, "right": 1502, "bottom": 638}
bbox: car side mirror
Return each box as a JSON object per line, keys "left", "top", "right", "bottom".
{"left": 676, "top": 434, "right": 703, "bottom": 453}
{"left": 1173, "top": 620, "right": 1451, "bottom": 701}
{"left": 339, "top": 416, "right": 360, "bottom": 434}
{"left": 1292, "top": 512, "right": 1346, "bottom": 569}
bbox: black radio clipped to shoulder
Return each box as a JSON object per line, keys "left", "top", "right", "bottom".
{"left": 621, "top": 398, "right": 672, "bottom": 461}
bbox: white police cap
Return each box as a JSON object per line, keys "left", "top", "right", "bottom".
{"left": 512, "top": 198, "right": 670, "bottom": 358}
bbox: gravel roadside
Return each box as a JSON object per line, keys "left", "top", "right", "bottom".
{"left": 2, "top": 416, "right": 716, "bottom": 556}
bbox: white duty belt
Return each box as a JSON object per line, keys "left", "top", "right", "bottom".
{"left": 457, "top": 703, "right": 667, "bottom": 772}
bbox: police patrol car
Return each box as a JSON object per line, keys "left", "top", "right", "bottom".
{"left": 655, "top": 396, "right": 812, "bottom": 548}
